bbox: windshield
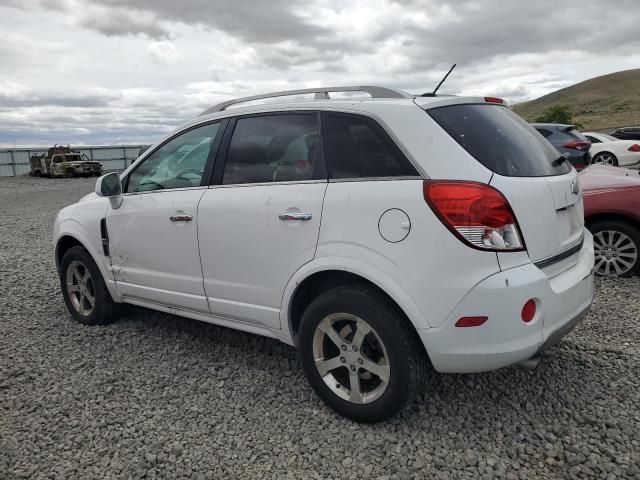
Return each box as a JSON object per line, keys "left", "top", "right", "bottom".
{"left": 427, "top": 104, "right": 572, "bottom": 177}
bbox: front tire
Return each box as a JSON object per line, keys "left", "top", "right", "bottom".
{"left": 298, "top": 284, "right": 428, "bottom": 422}
{"left": 590, "top": 220, "right": 639, "bottom": 277}
{"left": 60, "top": 246, "right": 119, "bottom": 325}
{"left": 591, "top": 152, "right": 618, "bottom": 166}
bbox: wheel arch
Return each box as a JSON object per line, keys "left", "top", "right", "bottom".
{"left": 54, "top": 228, "right": 121, "bottom": 302}
{"left": 585, "top": 212, "right": 640, "bottom": 231}
{"left": 55, "top": 235, "right": 84, "bottom": 272}
{"left": 282, "top": 259, "right": 432, "bottom": 347}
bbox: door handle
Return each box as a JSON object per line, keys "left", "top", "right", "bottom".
{"left": 170, "top": 214, "right": 193, "bottom": 222}
{"left": 279, "top": 212, "right": 312, "bottom": 221}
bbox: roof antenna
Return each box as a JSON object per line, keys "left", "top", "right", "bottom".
{"left": 422, "top": 64, "right": 456, "bottom": 97}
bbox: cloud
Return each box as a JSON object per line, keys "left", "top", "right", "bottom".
{"left": 0, "top": 87, "right": 120, "bottom": 108}
{"left": 1, "top": 0, "right": 640, "bottom": 146}
{"left": 77, "top": 6, "right": 169, "bottom": 39}
{"left": 148, "top": 40, "right": 182, "bottom": 65}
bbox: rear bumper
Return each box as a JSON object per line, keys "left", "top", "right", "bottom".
{"left": 419, "top": 230, "right": 594, "bottom": 373}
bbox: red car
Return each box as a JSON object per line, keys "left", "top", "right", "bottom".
{"left": 580, "top": 165, "right": 640, "bottom": 277}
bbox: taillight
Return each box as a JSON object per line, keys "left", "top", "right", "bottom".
{"left": 423, "top": 180, "right": 525, "bottom": 251}
{"left": 628, "top": 144, "right": 640, "bottom": 152}
{"left": 563, "top": 140, "right": 590, "bottom": 151}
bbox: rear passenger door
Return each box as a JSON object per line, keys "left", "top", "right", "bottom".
{"left": 197, "top": 113, "right": 327, "bottom": 329}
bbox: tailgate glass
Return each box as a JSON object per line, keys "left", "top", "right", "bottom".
{"left": 427, "top": 104, "right": 572, "bottom": 177}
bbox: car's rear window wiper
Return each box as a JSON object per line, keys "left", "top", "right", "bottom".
{"left": 551, "top": 155, "right": 568, "bottom": 167}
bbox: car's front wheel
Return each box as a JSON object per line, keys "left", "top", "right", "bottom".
{"left": 298, "top": 284, "right": 428, "bottom": 422}
{"left": 60, "top": 246, "right": 119, "bottom": 325}
{"left": 590, "top": 220, "right": 639, "bottom": 277}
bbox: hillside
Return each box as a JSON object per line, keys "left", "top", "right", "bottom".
{"left": 512, "top": 69, "right": 640, "bottom": 131}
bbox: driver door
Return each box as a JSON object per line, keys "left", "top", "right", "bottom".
{"left": 106, "top": 121, "right": 224, "bottom": 313}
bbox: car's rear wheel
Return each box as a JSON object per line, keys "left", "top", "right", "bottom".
{"left": 590, "top": 220, "right": 639, "bottom": 277}
{"left": 298, "top": 284, "right": 428, "bottom": 422}
{"left": 591, "top": 152, "right": 618, "bottom": 166}
{"left": 60, "top": 246, "right": 119, "bottom": 325}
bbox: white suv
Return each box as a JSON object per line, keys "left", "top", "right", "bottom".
{"left": 53, "top": 86, "right": 594, "bottom": 422}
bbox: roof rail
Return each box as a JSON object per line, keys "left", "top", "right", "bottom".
{"left": 199, "top": 86, "right": 413, "bottom": 116}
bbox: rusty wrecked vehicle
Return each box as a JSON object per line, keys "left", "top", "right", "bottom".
{"left": 30, "top": 146, "right": 103, "bottom": 178}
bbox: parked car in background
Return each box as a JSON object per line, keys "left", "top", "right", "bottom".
{"left": 54, "top": 87, "right": 594, "bottom": 422}
{"left": 610, "top": 127, "right": 640, "bottom": 141}
{"left": 582, "top": 132, "right": 640, "bottom": 167}
{"left": 531, "top": 123, "right": 591, "bottom": 170}
{"left": 581, "top": 165, "right": 640, "bottom": 277}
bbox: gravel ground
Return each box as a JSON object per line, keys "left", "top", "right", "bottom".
{"left": 1, "top": 175, "right": 639, "bottom": 480}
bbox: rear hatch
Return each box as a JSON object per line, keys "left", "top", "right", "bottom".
{"left": 426, "top": 102, "right": 584, "bottom": 275}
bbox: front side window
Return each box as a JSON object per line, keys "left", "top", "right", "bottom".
{"left": 127, "top": 123, "right": 220, "bottom": 193}
{"left": 222, "top": 114, "right": 319, "bottom": 185}
{"left": 323, "top": 113, "right": 418, "bottom": 179}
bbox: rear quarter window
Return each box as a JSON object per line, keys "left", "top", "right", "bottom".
{"left": 323, "top": 113, "right": 419, "bottom": 179}
{"left": 428, "top": 104, "right": 571, "bottom": 177}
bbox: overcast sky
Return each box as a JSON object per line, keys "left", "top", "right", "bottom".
{"left": 1, "top": 0, "right": 639, "bottom": 147}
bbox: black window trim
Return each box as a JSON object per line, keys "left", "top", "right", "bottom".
{"left": 122, "top": 118, "right": 228, "bottom": 194}
{"left": 320, "top": 111, "right": 421, "bottom": 182}
{"left": 209, "top": 110, "right": 327, "bottom": 186}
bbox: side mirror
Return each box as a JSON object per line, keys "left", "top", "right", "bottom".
{"left": 95, "top": 172, "right": 123, "bottom": 209}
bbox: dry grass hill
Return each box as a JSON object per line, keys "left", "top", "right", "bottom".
{"left": 512, "top": 69, "right": 640, "bottom": 131}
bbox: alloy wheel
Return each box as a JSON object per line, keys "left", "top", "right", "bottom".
{"left": 65, "top": 260, "right": 96, "bottom": 316}
{"left": 593, "top": 230, "right": 638, "bottom": 276}
{"left": 593, "top": 154, "right": 615, "bottom": 166}
{"left": 312, "top": 313, "right": 390, "bottom": 404}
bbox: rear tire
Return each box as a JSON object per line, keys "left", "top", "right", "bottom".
{"left": 298, "top": 284, "right": 428, "bottom": 422}
{"left": 589, "top": 220, "right": 639, "bottom": 277}
{"left": 591, "top": 152, "right": 618, "bottom": 166}
{"left": 60, "top": 246, "right": 120, "bottom": 325}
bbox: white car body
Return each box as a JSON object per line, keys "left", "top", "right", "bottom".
{"left": 54, "top": 89, "right": 594, "bottom": 374}
{"left": 583, "top": 131, "right": 640, "bottom": 167}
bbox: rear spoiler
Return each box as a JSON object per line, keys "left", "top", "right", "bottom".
{"left": 556, "top": 125, "right": 576, "bottom": 132}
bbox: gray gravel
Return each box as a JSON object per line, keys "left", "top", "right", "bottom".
{"left": 1, "top": 175, "right": 639, "bottom": 480}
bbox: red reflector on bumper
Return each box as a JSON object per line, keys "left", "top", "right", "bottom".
{"left": 455, "top": 316, "right": 488, "bottom": 327}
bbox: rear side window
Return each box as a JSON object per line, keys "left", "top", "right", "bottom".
{"left": 222, "top": 114, "right": 319, "bottom": 185}
{"left": 323, "top": 113, "right": 418, "bottom": 179}
{"left": 428, "top": 104, "right": 571, "bottom": 177}
{"left": 536, "top": 128, "right": 553, "bottom": 138}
